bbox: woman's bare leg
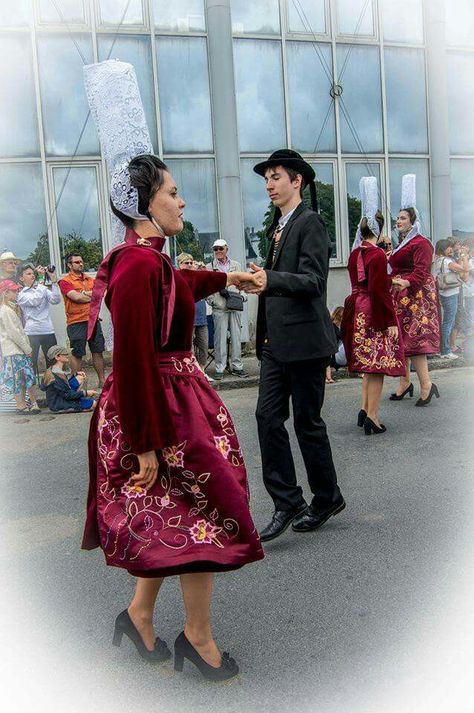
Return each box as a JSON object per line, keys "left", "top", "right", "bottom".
{"left": 180, "top": 572, "right": 221, "bottom": 668}
{"left": 128, "top": 577, "right": 164, "bottom": 651}
{"left": 411, "top": 355, "right": 432, "bottom": 400}
{"left": 395, "top": 359, "right": 411, "bottom": 396}
{"left": 14, "top": 385, "right": 27, "bottom": 410}
{"left": 366, "top": 374, "right": 384, "bottom": 426}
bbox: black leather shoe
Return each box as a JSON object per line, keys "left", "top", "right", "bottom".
{"left": 259, "top": 504, "right": 307, "bottom": 543}
{"left": 292, "top": 498, "right": 346, "bottom": 533}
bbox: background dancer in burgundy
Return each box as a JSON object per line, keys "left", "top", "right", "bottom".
{"left": 342, "top": 177, "right": 405, "bottom": 435}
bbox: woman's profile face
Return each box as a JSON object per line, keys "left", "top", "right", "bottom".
{"left": 21, "top": 268, "right": 36, "bottom": 287}
{"left": 148, "top": 171, "right": 185, "bottom": 236}
{"left": 396, "top": 210, "right": 412, "bottom": 234}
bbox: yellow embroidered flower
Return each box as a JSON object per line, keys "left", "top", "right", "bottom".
{"left": 121, "top": 481, "right": 147, "bottom": 499}
{"left": 189, "top": 519, "right": 220, "bottom": 545}
{"left": 421, "top": 316, "right": 429, "bottom": 324}
{"left": 162, "top": 443, "right": 185, "bottom": 468}
{"left": 214, "top": 435, "right": 231, "bottom": 459}
{"left": 400, "top": 297, "right": 410, "bottom": 306}
{"left": 409, "top": 304, "right": 418, "bottom": 312}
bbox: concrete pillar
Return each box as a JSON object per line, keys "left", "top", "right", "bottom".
{"left": 424, "top": 0, "right": 452, "bottom": 240}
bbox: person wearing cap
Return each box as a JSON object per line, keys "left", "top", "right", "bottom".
{"left": 58, "top": 254, "right": 106, "bottom": 388}
{"left": 243, "top": 149, "right": 345, "bottom": 541}
{"left": 0, "top": 279, "right": 40, "bottom": 414}
{"left": 40, "top": 345, "right": 96, "bottom": 413}
{"left": 206, "top": 239, "right": 247, "bottom": 380}
{"left": 0, "top": 251, "right": 21, "bottom": 281}
{"left": 177, "top": 253, "right": 212, "bottom": 381}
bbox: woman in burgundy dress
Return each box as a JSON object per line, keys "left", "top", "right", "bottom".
{"left": 82, "top": 155, "right": 264, "bottom": 680}
{"left": 389, "top": 207, "right": 441, "bottom": 407}
{"left": 342, "top": 214, "right": 405, "bottom": 434}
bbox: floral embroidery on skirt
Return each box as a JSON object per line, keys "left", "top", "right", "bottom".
{"left": 393, "top": 276, "right": 441, "bottom": 356}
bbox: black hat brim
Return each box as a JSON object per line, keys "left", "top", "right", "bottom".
{"left": 253, "top": 157, "right": 315, "bottom": 184}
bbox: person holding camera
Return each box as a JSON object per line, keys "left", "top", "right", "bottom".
{"left": 58, "top": 253, "right": 105, "bottom": 388}
{"left": 17, "top": 263, "right": 60, "bottom": 376}
{"left": 206, "top": 239, "right": 247, "bottom": 380}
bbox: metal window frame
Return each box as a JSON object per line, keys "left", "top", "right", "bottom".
{"left": 34, "top": 0, "right": 90, "bottom": 31}
{"left": 335, "top": 0, "right": 378, "bottom": 42}
{"left": 285, "top": 0, "right": 330, "bottom": 39}
{"left": 93, "top": 0, "right": 148, "bottom": 32}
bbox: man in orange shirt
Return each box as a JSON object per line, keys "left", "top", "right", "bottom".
{"left": 59, "top": 253, "right": 105, "bottom": 387}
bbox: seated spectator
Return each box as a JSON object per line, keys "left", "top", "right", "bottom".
{"left": 326, "top": 306, "right": 347, "bottom": 383}
{"left": 432, "top": 239, "right": 468, "bottom": 359}
{"left": 0, "top": 280, "right": 40, "bottom": 414}
{"left": 17, "top": 263, "right": 60, "bottom": 377}
{"left": 40, "top": 345, "right": 96, "bottom": 413}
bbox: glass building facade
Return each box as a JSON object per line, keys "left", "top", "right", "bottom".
{"left": 0, "top": 0, "right": 473, "bottom": 282}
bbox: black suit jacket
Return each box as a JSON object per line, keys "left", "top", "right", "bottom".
{"left": 256, "top": 202, "right": 337, "bottom": 362}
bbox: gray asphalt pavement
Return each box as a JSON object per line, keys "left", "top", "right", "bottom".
{"left": 1, "top": 367, "right": 473, "bottom": 713}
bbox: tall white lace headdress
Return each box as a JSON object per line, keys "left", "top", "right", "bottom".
{"left": 83, "top": 60, "right": 154, "bottom": 245}
{"left": 400, "top": 173, "right": 421, "bottom": 235}
{"left": 351, "top": 176, "right": 380, "bottom": 251}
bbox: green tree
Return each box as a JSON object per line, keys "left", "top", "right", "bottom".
{"left": 27, "top": 231, "right": 103, "bottom": 271}
{"left": 26, "top": 233, "right": 50, "bottom": 266}
{"left": 171, "top": 220, "right": 204, "bottom": 261}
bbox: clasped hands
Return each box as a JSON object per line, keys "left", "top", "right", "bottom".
{"left": 227, "top": 263, "right": 267, "bottom": 295}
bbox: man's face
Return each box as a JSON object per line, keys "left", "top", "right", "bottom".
{"left": 213, "top": 245, "right": 228, "bottom": 261}
{"left": 2, "top": 259, "right": 17, "bottom": 275}
{"left": 69, "top": 256, "right": 84, "bottom": 273}
{"left": 264, "top": 166, "right": 302, "bottom": 208}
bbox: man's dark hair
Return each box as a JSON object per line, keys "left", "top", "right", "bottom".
{"left": 110, "top": 154, "right": 168, "bottom": 228}
{"left": 282, "top": 166, "right": 306, "bottom": 199}
{"left": 65, "top": 253, "right": 82, "bottom": 266}
{"left": 360, "top": 211, "right": 385, "bottom": 239}
{"left": 400, "top": 207, "right": 417, "bottom": 225}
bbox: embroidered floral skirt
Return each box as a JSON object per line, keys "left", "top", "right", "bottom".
{"left": 342, "top": 291, "right": 406, "bottom": 376}
{"left": 0, "top": 354, "right": 35, "bottom": 395}
{"left": 82, "top": 352, "right": 264, "bottom": 577}
{"left": 393, "top": 276, "right": 441, "bottom": 356}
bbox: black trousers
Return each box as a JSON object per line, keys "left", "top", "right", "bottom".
{"left": 256, "top": 344, "right": 341, "bottom": 513}
{"left": 28, "top": 333, "right": 57, "bottom": 375}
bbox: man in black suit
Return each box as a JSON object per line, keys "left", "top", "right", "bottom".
{"left": 243, "top": 149, "right": 345, "bottom": 542}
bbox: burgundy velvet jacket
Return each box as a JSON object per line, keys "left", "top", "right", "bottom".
{"left": 104, "top": 233, "right": 226, "bottom": 455}
{"left": 388, "top": 235, "right": 434, "bottom": 293}
{"left": 347, "top": 242, "right": 397, "bottom": 332}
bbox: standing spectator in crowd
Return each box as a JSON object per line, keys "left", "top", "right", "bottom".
{"left": 206, "top": 239, "right": 247, "bottom": 380}
{"left": 0, "top": 280, "right": 40, "bottom": 414}
{"left": 41, "top": 345, "right": 96, "bottom": 413}
{"left": 17, "top": 263, "right": 60, "bottom": 376}
{"left": 0, "top": 251, "right": 21, "bottom": 281}
{"left": 58, "top": 253, "right": 106, "bottom": 388}
{"left": 432, "top": 239, "right": 467, "bottom": 359}
{"left": 177, "top": 253, "right": 212, "bottom": 381}
{"left": 462, "top": 239, "right": 474, "bottom": 331}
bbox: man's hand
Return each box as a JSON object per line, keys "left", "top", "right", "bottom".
{"left": 131, "top": 450, "right": 159, "bottom": 489}
{"left": 240, "top": 263, "right": 268, "bottom": 295}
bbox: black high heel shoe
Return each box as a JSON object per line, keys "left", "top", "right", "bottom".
{"left": 174, "top": 631, "right": 239, "bottom": 681}
{"left": 357, "top": 409, "right": 367, "bottom": 427}
{"left": 389, "top": 383, "right": 414, "bottom": 401}
{"left": 112, "top": 609, "right": 171, "bottom": 663}
{"left": 364, "top": 417, "right": 387, "bottom": 435}
{"left": 415, "top": 383, "right": 440, "bottom": 407}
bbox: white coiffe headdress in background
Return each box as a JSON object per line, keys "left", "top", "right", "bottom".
{"left": 400, "top": 173, "right": 421, "bottom": 235}
{"left": 83, "top": 60, "right": 154, "bottom": 245}
{"left": 351, "top": 176, "right": 380, "bottom": 252}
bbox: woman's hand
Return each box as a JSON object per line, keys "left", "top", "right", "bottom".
{"left": 131, "top": 450, "right": 159, "bottom": 489}
{"left": 392, "top": 277, "right": 410, "bottom": 291}
{"left": 386, "top": 326, "right": 398, "bottom": 339}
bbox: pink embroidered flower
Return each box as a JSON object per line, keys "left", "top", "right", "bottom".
{"left": 121, "top": 482, "right": 147, "bottom": 498}
{"left": 160, "top": 495, "right": 171, "bottom": 507}
{"left": 189, "top": 519, "right": 220, "bottom": 545}
{"left": 214, "top": 435, "right": 231, "bottom": 459}
{"left": 162, "top": 444, "right": 185, "bottom": 468}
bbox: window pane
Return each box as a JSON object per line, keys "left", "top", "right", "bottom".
{"left": 448, "top": 52, "right": 474, "bottom": 154}
{"left": 164, "top": 159, "right": 218, "bottom": 260}
{"left": 153, "top": 0, "right": 205, "bottom": 31}
{"left": 240, "top": 159, "right": 272, "bottom": 264}
{"left": 98, "top": 0, "right": 143, "bottom": 25}
{"left": 37, "top": 34, "right": 98, "bottom": 156}
{"left": 345, "top": 162, "right": 382, "bottom": 251}
{"left": 0, "top": 0, "right": 31, "bottom": 26}
{"left": 310, "top": 163, "right": 337, "bottom": 257}
{"left": 337, "top": 44, "right": 383, "bottom": 153}
{"left": 234, "top": 39, "right": 286, "bottom": 152}
{"left": 446, "top": 0, "right": 474, "bottom": 48}
{"left": 287, "top": 41, "right": 335, "bottom": 153}
{"left": 336, "top": 0, "right": 374, "bottom": 36}
{"left": 385, "top": 47, "right": 428, "bottom": 153}
{"left": 38, "top": 0, "right": 86, "bottom": 24}
{"left": 230, "top": 0, "right": 280, "bottom": 34}
{"left": 156, "top": 37, "right": 212, "bottom": 152}
{"left": 52, "top": 167, "right": 103, "bottom": 271}
{"left": 288, "top": 0, "right": 326, "bottom": 34}
{"left": 98, "top": 35, "right": 157, "bottom": 149}
{"left": 451, "top": 160, "right": 474, "bottom": 236}
{"left": 389, "top": 159, "right": 430, "bottom": 242}
{"left": 0, "top": 164, "right": 48, "bottom": 262}
{"left": 0, "top": 34, "right": 39, "bottom": 157}
{"left": 382, "top": 0, "right": 423, "bottom": 43}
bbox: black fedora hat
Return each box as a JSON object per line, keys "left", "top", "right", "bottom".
{"left": 253, "top": 149, "right": 315, "bottom": 184}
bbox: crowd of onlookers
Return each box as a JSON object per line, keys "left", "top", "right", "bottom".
{"left": 1, "top": 233, "right": 472, "bottom": 415}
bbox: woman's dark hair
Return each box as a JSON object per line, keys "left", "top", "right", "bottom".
{"left": 435, "top": 238, "right": 452, "bottom": 256}
{"left": 360, "top": 210, "right": 385, "bottom": 239}
{"left": 110, "top": 154, "right": 168, "bottom": 228}
{"left": 399, "top": 207, "right": 417, "bottom": 225}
